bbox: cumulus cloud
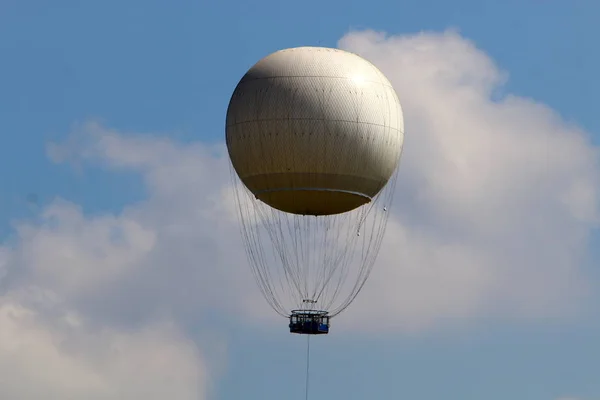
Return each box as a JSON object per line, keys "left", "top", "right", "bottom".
{"left": 41, "top": 123, "right": 263, "bottom": 325}
{"left": 0, "top": 296, "right": 206, "bottom": 400}
{"left": 0, "top": 124, "right": 234, "bottom": 398}
{"left": 337, "top": 29, "right": 600, "bottom": 331}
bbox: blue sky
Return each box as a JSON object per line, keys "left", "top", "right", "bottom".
{"left": 1, "top": 1, "right": 600, "bottom": 399}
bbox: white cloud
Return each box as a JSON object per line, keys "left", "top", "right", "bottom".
{"left": 7, "top": 200, "right": 156, "bottom": 297}
{"left": 0, "top": 295, "right": 207, "bottom": 400}
{"left": 1, "top": 125, "right": 233, "bottom": 398}
{"left": 6, "top": 123, "right": 262, "bottom": 328}
{"left": 336, "top": 29, "right": 600, "bottom": 332}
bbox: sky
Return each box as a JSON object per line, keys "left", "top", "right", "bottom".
{"left": 1, "top": 0, "right": 600, "bottom": 399}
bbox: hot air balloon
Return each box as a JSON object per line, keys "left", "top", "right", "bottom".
{"left": 226, "top": 46, "right": 404, "bottom": 334}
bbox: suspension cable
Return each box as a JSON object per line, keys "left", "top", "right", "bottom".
{"left": 305, "top": 335, "right": 311, "bottom": 400}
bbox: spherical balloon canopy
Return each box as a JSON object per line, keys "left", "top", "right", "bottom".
{"left": 226, "top": 46, "right": 404, "bottom": 216}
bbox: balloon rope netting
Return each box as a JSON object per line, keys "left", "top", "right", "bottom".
{"left": 230, "top": 165, "right": 399, "bottom": 318}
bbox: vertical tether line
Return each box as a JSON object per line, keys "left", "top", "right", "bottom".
{"left": 305, "top": 335, "right": 311, "bottom": 400}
